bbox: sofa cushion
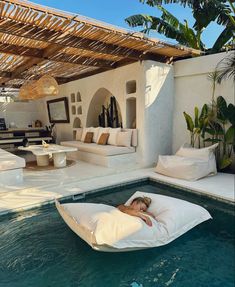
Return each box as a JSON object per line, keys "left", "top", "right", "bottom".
{"left": 61, "top": 141, "right": 135, "bottom": 156}
{"left": 107, "top": 128, "right": 121, "bottom": 145}
{"left": 81, "top": 128, "right": 92, "bottom": 142}
{"left": 116, "top": 131, "right": 132, "bottom": 148}
{"left": 75, "top": 128, "right": 83, "bottom": 141}
{"left": 97, "top": 133, "right": 109, "bottom": 145}
{"left": 0, "top": 149, "right": 26, "bottom": 171}
{"left": 96, "top": 128, "right": 110, "bottom": 143}
{"left": 90, "top": 127, "right": 100, "bottom": 143}
{"left": 84, "top": 132, "right": 94, "bottom": 143}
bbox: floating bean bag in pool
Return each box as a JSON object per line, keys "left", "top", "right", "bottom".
{"left": 55, "top": 191, "right": 211, "bottom": 252}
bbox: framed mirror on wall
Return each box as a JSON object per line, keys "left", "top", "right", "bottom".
{"left": 47, "top": 97, "right": 70, "bottom": 123}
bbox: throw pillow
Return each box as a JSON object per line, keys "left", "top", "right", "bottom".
{"left": 90, "top": 127, "right": 100, "bottom": 143}
{"left": 84, "top": 132, "right": 94, "bottom": 143}
{"left": 116, "top": 131, "right": 132, "bottom": 148}
{"left": 75, "top": 128, "right": 83, "bottom": 141}
{"left": 96, "top": 127, "right": 110, "bottom": 143}
{"left": 81, "top": 127, "right": 91, "bottom": 142}
{"left": 107, "top": 127, "right": 121, "bottom": 145}
{"left": 97, "top": 133, "right": 109, "bottom": 145}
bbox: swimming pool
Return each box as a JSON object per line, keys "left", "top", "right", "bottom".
{"left": 0, "top": 180, "right": 234, "bottom": 287}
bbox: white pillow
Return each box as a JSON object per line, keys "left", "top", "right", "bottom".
{"left": 155, "top": 155, "right": 216, "bottom": 180}
{"left": 107, "top": 128, "right": 121, "bottom": 145}
{"left": 75, "top": 128, "right": 83, "bottom": 141}
{"left": 116, "top": 131, "right": 132, "bottom": 147}
{"left": 96, "top": 127, "right": 110, "bottom": 143}
{"left": 176, "top": 143, "right": 218, "bottom": 160}
{"left": 90, "top": 127, "right": 100, "bottom": 143}
{"left": 57, "top": 192, "right": 211, "bottom": 251}
{"left": 81, "top": 127, "right": 92, "bottom": 142}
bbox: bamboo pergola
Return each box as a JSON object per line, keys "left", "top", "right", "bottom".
{"left": 0, "top": 0, "right": 201, "bottom": 88}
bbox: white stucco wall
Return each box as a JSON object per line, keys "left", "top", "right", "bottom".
{"left": 0, "top": 102, "right": 42, "bottom": 128}
{"left": 172, "top": 52, "right": 235, "bottom": 153}
{"left": 141, "top": 61, "right": 174, "bottom": 165}
{"left": 36, "top": 60, "right": 174, "bottom": 167}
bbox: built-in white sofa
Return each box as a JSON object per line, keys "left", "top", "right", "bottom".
{"left": 0, "top": 148, "right": 26, "bottom": 185}
{"left": 61, "top": 128, "right": 137, "bottom": 167}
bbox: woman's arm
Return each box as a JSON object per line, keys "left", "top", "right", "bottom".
{"left": 117, "top": 205, "right": 152, "bottom": 226}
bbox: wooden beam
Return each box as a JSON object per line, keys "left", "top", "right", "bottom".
{"left": 0, "top": 19, "right": 161, "bottom": 61}
{"left": 0, "top": 42, "right": 115, "bottom": 68}
{"left": 0, "top": 70, "right": 85, "bottom": 85}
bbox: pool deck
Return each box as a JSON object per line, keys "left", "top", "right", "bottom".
{"left": 0, "top": 161, "right": 234, "bottom": 216}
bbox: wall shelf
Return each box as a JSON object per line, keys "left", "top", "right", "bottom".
{"left": 126, "top": 80, "right": 137, "bottom": 94}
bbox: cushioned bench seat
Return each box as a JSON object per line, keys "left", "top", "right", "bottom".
{"left": 0, "top": 148, "right": 25, "bottom": 171}
{"left": 60, "top": 141, "right": 135, "bottom": 156}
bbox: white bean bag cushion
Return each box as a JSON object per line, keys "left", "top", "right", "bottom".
{"left": 155, "top": 143, "right": 218, "bottom": 181}
{"left": 55, "top": 191, "right": 211, "bottom": 252}
{"left": 176, "top": 143, "right": 218, "bottom": 174}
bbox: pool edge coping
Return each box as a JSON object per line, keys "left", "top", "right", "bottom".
{"left": 0, "top": 175, "right": 234, "bottom": 217}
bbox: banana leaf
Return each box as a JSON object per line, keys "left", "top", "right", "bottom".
{"left": 217, "top": 96, "right": 228, "bottom": 123}
{"left": 219, "top": 155, "right": 232, "bottom": 170}
{"left": 183, "top": 112, "right": 194, "bottom": 132}
{"left": 227, "top": 103, "right": 235, "bottom": 126}
{"left": 204, "top": 138, "right": 222, "bottom": 143}
{"left": 225, "top": 125, "right": 235, "bottom": 144}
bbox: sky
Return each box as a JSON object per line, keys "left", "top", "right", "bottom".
{"left": 29, "top": 0, "right": 223, "bottom": 48}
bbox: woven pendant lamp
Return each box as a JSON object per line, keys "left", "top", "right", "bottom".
{"left": 19, "top": 81, "right": 39, "bottom": 100}
{"left": 36, "top": 75, "right": 59, "bottom": 97}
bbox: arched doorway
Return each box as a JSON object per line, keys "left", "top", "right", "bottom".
{"left": 86, "top": 88, "right": 122, "bottom": 127}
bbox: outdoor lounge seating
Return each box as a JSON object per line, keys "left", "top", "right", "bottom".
{"left": 61, "top": 128, "right": 137, "bottom": 167}
{"left": 0, "top": 148, "right": 26, "bottom": 185}
{"left": 155, "top": 144, "right": 218, "bottom": 181}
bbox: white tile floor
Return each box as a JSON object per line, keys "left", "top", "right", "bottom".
{"left": 0, "top": 161, "right": 234, "bottom": 215}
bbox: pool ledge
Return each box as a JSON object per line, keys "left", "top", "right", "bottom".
{"left": 0, "top": 168, "right": 234, "bottom": 216}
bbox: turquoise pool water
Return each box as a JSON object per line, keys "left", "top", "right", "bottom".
{"left": 0, "top": 180, "right": 234, "bottom": 287}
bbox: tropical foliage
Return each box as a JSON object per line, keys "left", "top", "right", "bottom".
{"left": 126, "top": 0, "right": 235, "bottom": 52}
{"left": 216, "top": 53, "right": 235, "bottom": 83}
{"left": 183, "top": 69, "right": 235, "bottom": 171}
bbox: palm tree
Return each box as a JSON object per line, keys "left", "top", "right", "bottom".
{"left": 126, "top": 0, "right": 235, "bottom": 52}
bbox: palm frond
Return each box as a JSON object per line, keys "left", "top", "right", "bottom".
{"left": 211, "top": 26, "right": 234, "bottom": 52}
{"left": 216, "top": 53, "right": 235, "bottom": 83}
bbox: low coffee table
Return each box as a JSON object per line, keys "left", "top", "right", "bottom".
{"left": 18, "top": 144, "right": 77, "bottom": 168}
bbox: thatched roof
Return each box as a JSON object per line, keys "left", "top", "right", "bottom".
{"left": 0, "top": 0, "right": 201, "bottom": 88}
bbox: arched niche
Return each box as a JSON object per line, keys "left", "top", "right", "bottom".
{"left": 77, "top": 92, "right": 81, "bottom": 102}
{"left": 77, "top": 106, "right": 82, "bottom": 115}
{"left": 86, "top": 88, "right": 122, "bottom": 127}
{"left": 126, "top": 97, "right": 136, "bottom": 128}
{"left": 73, "top": 117, "right": 81, "bottom": 128}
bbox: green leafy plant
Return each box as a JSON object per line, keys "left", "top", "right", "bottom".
{"left": 183, "top": 105, "right": 208, "bottom": 147}
{"left": 184, "top": 95, "right": 235, "bottom": 171}
{"left": 204, "top": 96, "right": 235, "bottom": 170}
{"left": 126, "top": 0, "right": 235, "bottom": 52}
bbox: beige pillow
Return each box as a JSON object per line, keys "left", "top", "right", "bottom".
{"left": 90, "top": 127, "right": 100, "bottom": 143}
{"left": 107, "top": 127, "right": 121, "bottom": 145}
{"left": 84, "top": 132, "right": 94, "bottom": 143}
{"left": 116, "top": 131, "right": 132, "bottom": 148}
{"left": 81, "top": 128, "right": 91, "bottom": 142}
{"left": 96, "top": 127, "right": 110, "bottom": 143}
{"left": 75, "top": 128, "right": 83, "bottom": 141}
{"left": 97, "top": 133, "right": 109, "bottom": 145}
